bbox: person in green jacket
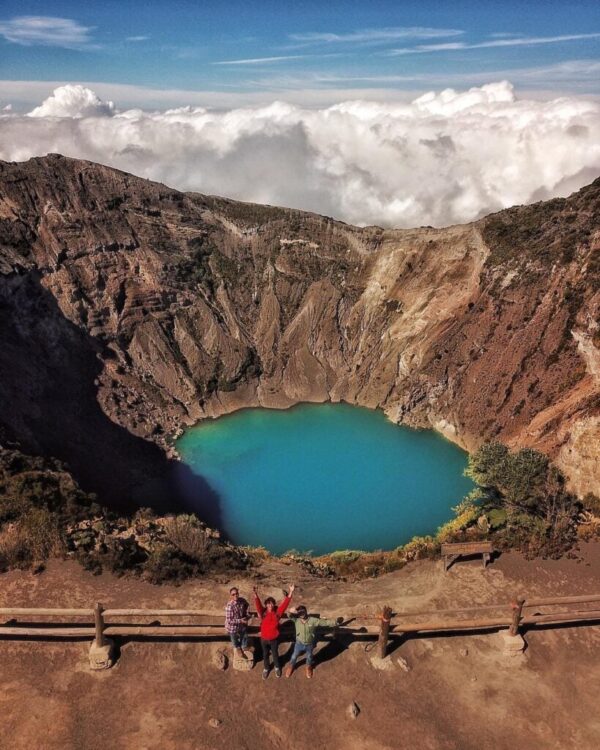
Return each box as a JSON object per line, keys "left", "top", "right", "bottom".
{"left": 284, "top": 604, "right": 342, "bottom": 679}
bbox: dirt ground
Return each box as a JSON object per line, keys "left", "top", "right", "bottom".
{"left": 1, "top": 544, "right": 600, "bottom": 750}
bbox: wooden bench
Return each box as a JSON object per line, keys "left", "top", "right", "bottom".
{"left": 441, "top": 541, "right": 493, "bottom": 572}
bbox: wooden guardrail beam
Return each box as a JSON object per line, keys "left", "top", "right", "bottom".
{"left": 523, "top": 609, "right": 600, "bottom": 626}
{"left": 0, "top": 608, "right": 94, "bottom": 617}
{"left": 103, "top": 609, "right": 227, "bottom": 617}
{"left": 524, "top": 593, "right": 600, "bottom": 607}
{"left": 0, "top": 627, "right": 96, "bottom": 637}
{"left": 2, "top": 593, "right": 600, "bottom": 649}
{"left": 389, "top": 602, "right": 511, "bottom": 618}
{"left": 2, "top": 610, "right": 600, "bottom": 641}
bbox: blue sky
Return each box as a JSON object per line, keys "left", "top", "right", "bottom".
{"left": 1, "top": 0, "right": 599, "bottom": 108}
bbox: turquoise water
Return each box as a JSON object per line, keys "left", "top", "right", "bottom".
{"left": 175, "top": 403, "right": 473, "bottom": 555}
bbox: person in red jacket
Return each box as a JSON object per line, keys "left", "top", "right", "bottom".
{"left": 253, "top": 583, "right": 295, "bottom": 679}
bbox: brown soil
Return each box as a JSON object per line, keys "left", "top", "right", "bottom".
{"left": 1, "top": 545, "right": 600, "bottom": 749}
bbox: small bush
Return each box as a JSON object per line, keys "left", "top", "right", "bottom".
{"left": 0, "top": 509, "right": 63, "bottom": 570}
{"left": 488, "top": 508, "right": 508, "bottom": 529}
{"left": 382, "top": 557, "right": 406, "bottom": 574}
{"left": 437, "top": 508, "right": 480, "bottom": 543}
{"left": 105, "top": 196, "right": 124, "bottom": 210}
{"left": 142, "top": 545, "right": 198, "bottom": 584}
{"left": 245, "top": 545, "right": 270, "bottom": 563}
{"left": 328, "top": 550, "right": 363, "bottom": 565}
{"left": 583, "top": 493, "right": 600, "bottom": 515}
{"left": 163, "top": 514, "right": 210, "bottom": 562}
{"left": 402, "top": 535, "right": 439, "bottom": 561}
{"left": 0, "top": 524, "right": 31, "bottom": 570}
{"left": 20, "top": 508, "right": 64, "bottom": 561}
{"left": 102, "top": 537, "right": 147, "bottom": 576}
{"left": 74, "top": 550, "right": 103, "bottom": 575}
{"left": 0, "top": 494, "right": 31, "bottom": 524}
{"left": 133, "top": 507, "right": 157, "bottom": 524}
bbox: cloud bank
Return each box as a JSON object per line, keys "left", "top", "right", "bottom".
{"left": 1, "top": 82, "right": 599, "bottom": 228}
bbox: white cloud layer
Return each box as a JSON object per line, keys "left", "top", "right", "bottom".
{"left": 0, "top": 16, "right": 93, "bottom": 48}
{"left": 1, "top": 82, "right": 599, "bottom": 228}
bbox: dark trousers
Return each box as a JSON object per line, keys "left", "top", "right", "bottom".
{"left": 261, "top": 638, "right": 280, "bottom": 670}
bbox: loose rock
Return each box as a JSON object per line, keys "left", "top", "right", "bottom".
{"left": 397, "top": 656, "right": 411, "bottom": 672}
{"left": 348, "top": 702, "right": 360, "bottom": 719}
{"left": 212, "top": 649, "right": 228, "bottom": 671}
{"left": 370, "top": 654, "right": 394, "bottom": 671}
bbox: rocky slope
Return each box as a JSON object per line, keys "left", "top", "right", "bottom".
{"left": 0, "top": 154, "right": 598, "bottom": 511}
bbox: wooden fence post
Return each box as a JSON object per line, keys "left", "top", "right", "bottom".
{"left": 509, "top": 597, "right": 525, "bottom": 636}
{"left": 378, "top": 606, "right": 392, "bottom": 658}
{"left": 94, "top": 602, "right": 106, "bottom": 647}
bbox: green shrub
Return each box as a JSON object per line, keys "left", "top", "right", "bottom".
{"left": 74, "top": 550, "right": 103, "bottom": 575}
{"left": 488, "top": 508, "right": 508, "bottom": 529}
{"left": 102, "top": 537, "right": 147, "bottom": 576}
{"left": 437, "top": 507, "right": 480, "bottom": 543}
{"left": 463, "top": 442, "right": 581, "bottom": 556}
{"left": 142, "top": 545, "right": 199, "bottom": 584}
{"left": 402, "top": 535, "right": 439, "bottom": 560}
{"left": 382, "top": 557, "right": 406, "bottom": 574}
{"left": 328, "top": 550, "right": 363, "bottom": 565}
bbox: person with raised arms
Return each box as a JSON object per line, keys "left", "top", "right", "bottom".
{"left": 253, "top": 583, "right": 295, "bottom": 679}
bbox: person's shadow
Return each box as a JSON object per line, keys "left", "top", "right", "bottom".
{"left": 279, "top": 627, "right": 350, "bottom": 668}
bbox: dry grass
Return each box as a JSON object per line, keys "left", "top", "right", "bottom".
{"left": 0, "top": 509, "right": 63, "bottom": 569}
{"left": 162, "top": 514, "right": 210, "bottom": 562}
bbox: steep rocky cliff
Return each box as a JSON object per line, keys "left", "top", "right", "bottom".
{"left": 0, "top": 154, "right": 598, "bottom": 510}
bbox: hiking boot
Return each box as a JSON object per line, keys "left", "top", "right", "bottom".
{"left": 306, "top": 665, "right": 313, "bottom": 679}
{"left": 284, "top": 665, "right": 294, "bottom": 678}
{"left": 262, "top": 669, "right": 269, "bottom": 680}
{"left": 235, "top": 648, "right": 248, "bottom": 661}
{"left": 275, "top": 668, "right": 282, "bottom": 678}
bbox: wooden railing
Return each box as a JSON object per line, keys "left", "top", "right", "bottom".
{"left": 2, "top": 593, "right": 600, "bottom": 664}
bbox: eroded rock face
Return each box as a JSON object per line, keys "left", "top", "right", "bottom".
{"left": 0, "top": 154, "right": 598, "bottom": 506}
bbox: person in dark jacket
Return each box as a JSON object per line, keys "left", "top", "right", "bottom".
{"left": 253, "top": 583, "right": 295, "bottom": 678}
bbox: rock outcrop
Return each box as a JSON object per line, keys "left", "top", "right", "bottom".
{"left": 0, "top": 154, "right": 598, "bottom": 508}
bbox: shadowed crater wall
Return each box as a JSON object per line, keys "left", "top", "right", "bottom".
{"left": 0, "top": 271, "right": 223, "bottom": 526}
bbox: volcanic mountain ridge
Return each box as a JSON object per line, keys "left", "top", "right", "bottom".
{"left": 0, "top": 154, "right": 598, "bottom": 512}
